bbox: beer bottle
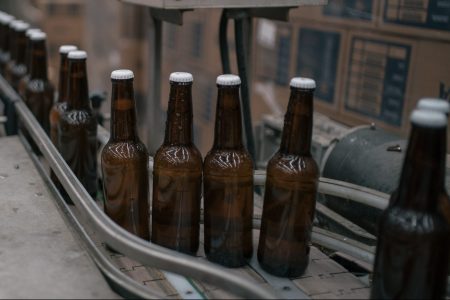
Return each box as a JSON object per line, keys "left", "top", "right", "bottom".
{"left": 257, "top": 77, "right": 319, "bottom": 277}
{"left": 18, "top": 28, "right": 42, "bottom": 99}
{"left": 0, "top": 13, "right": 14, "bottom": 75}
{"left": 49, "top": 45, "right": 77, "bottom": 149}
{"left": 152, "top": 72, "right": 202, "bottom": 254}
{"left": 370, "top": 109, "right": 450, "bottom": 299}
{"left": 203, "top": 74, "right": 254, "bottom": 267}
{"left": 24, "top": 32, "right": 54, "bottom": 134}
{"left": 59, "top": 50, "right": 97, "bottom": 199}
{"left": 101, "top": 69, "right": 149, "bottom": 240}
{"left": 5, "top": 20, "right": 29, "bottom": 90}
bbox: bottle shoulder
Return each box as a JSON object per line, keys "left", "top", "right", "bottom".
{"left": 26, "top": 79, "right": 54, "bottom": 94}
{"left": 204, "top": 148, "right": 253, "bottom": 175}
{"left": 60, "top": 108, "right": 96, "bottom": 126}
{"left": 154, "top": 144, "right": 202, "bottom": 170}
{"left": 381, "top": 206, "right": 450, "bottom": 237}
{"left": 102, "top": 140, "right": 149, "bottom": 163}
{"left": 267, "top": 152, "right": 319, "bottom": 178}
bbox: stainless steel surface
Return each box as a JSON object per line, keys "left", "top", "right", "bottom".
{"left": 0, "top": 75, "right": 279, "bottom": 299}
{"left": 120, "top": 0, "right": 327, "bottom": 9}
{"left": 0, "top": 137, "right": 120, "bottom": 299}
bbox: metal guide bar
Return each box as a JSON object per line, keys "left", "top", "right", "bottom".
{"left": 0, "top": 76, "right": 280, "bottom": 300}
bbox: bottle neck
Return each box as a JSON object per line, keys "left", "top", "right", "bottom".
{"left": 213, "top": 85, "right": 244, "bottom": 150}
{"left": 279, "top": 87, "right": 314, "bottom": 156}
{"left": 0, "top": 24, "right": 7, "bottom": 52}
{"left": 111, "top": 79, "right": 138, "bottom": 141}
{"left": 29, "top": 40, "right": 48, "bottom": 80}
{"left": 67, "top": 59, "right": 90, "bottom": 110}
{"left": 57, "top": 53, "right": 69, "bottom": 103}
{"left": 8, "top": 27, "right": 16, "bottom": 60}
{"left": 394, "top": 125, "right": 446, "bottom": 212}
{"left": 163, "top": 82, "right": 193, "bottom": 146}
{"left": 14, "top": 30, "right": 26, "bottom": 65}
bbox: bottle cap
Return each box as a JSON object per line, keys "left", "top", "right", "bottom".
{"left": 26, "top": 28, "right": 41, "bottom": 37}
{"left": 111, "top": 69, "right": 134, "bottom": 80}
{"left": 29, "top": 31, "right": 46, "bottom": 41}
{"left": 290, "top": 77, "right": 316, "bottom": 89}
{"left": 68, "top": 50, "right": 87, "bottom": 60}
{"left": 59, "top": 45, "right": 77, "bottom": 54}
{"left": 417, "top": 98, "right": 449, "bottom": 114}
{"left": 410, "top": 109, "right": 447, "bottom": 128}
{"left": 0, "top": 13, "right": 14, "bottom": 25}
{"left": 216, "top": 74, "right": 241, "bottom": 86}
{"left": 10, "top": 20, "right": 25, "bottom": 29}
{"left": 13, "top": 21, "right": 29, "bottom": 32}
{"left": 169, "top": 72, "right": 193, "bottom": 83}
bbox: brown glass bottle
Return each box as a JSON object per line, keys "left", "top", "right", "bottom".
{"left": 0, "top": 14, "right": 14, "bottom": 75}
{"left": 5, "top": 21, "right": 29, "bottom": 90}
{"left": 152, "top": 72, "right": 202, "bottom": 255}
{"left": 24, "top": 32, "right": 54, "bottom": 135}
{"left": 49, "top": 45, "right": 77, "bottom": 149}
{"left": 257, "top": 78, "right": 319, "bottom": 277}
{"left": 59, "top": 51, "right": 97, "bottom": 199}
{"left": 18, "top": 28, "right": 42, "bottom": 100}
{"left": 101, "top": 70, "right": 149, "bottom": 239}
{"left": 203, "top": 74, "right": 254, "bottom": 268}
{"left": 370, "top": 110, "right": 450, "bottom": 299}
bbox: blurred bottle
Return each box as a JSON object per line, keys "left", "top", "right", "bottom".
{"left": 101, "top": 69, "right": 149, "bottom": 239}
{"left": 18, "top": 27, "right": 42, "bottom": 99}
{"left": 5, "top": 20, "right": 29, "bottom": 90}
{"left": 24, "top": 32, "right": 53, "bottom": 134}
{"left": 59, "top": 50, "right": 97, "bottom": 200}
{"left": 152, "top": 72, "right": 202, "bottom": 255}
{"left": 49, "top": 45, "right": 77, "bottom": 149}
{"left": 257, "top": 77, "right": 319, "bottom": 277}
{"left": 203, "top": 74, "right": 254, "bottom": 267}
{"left": 370, "top": 110, "right": 450, "bottom": 299}
{"left": 0, "top": 13, "right": 15, "bottom": 75}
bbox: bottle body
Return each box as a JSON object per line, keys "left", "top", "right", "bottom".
{"left": 101, "top": 71, "right": 149, "bottom": 239}
{"left": 59, "top": 51, "right": 97, "bottom": 199}
{"left": 152, "top": 145, "right": 202, "bottom": 254}
{"left": 203, "top": 149, "right": 254, "bottom": 267}
{"left": 152, "top": 76, "right": 202, "bottom": 254}
{"left": 371, "top": 206, "right": 449, "bottom": 299}
{"left": 6, "top": 27, "right": 27, "bottom": 90}
{"left": 59, "top": 109, "right": 98, "bottom": 198}
{"left": 25, "top": 80, "right": 54, "bottom": 134}
{"left": 370, "top": 113, "right": 450, "bottom": 299}
{"left": 203, "top": 77, "right": 254, "bottom": 267}
{"left": 102, "top": 140, "right": 150, "bottom": 239}
{"left": 258, "top": 153, "right": 318, "bottom": 277}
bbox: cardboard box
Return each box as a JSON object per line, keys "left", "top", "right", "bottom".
{"left": 339, "top": 30, "right": 450, "bottom": 141}
{"left": 378, "top": 0, "right": 450, "bottom": 42}
{"left": 340, "top": 31, "right": 415, "bottom": 133}
{"left": 290, "top": 0, "right": 379, "bottom": 29}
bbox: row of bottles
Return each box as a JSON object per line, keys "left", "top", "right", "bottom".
{"left": 1, "top": 10, "right": 450, "bottom": 298}
{"left": 102, "top": 70, "right": 319, "bottom": 274}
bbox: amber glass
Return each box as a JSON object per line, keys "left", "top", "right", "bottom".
{"left": 152, "top": 80, "right": 202, "bottom": 255}
{"left": 257, "top": 86, "right": 319, "bottom": 277}
{"left": 203, "top": 83, "right": 254, "bottom": 267}
{"left": 50, "top": 51, "right": 71, "bottom": 149}
{"left": 18, "top": 32, "right": 36, "bottom": 99}
{"left": 101, "top": 76, "right": 150, "bottom": 239}
{"left": 0, "top": 19, "right": 12, "bottom": 74}
{"left": 370, "top": 122, "right": 450, "bottom": 299}
{"left": 24, "top": 38, "right": 54, "bottom": 134}
{"left": 59, "top": 56, "right": 97, "bottom": 199}
{"left": 5, "top": 25, "right": 27, "bottom": 90}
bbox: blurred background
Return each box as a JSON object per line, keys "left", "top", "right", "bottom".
{"left": 1, "top": 0, "right": 449, "bottom": 164}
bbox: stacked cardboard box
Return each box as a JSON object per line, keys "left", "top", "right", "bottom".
{"left": 253, "top": 0, "right": 450, "bottom": 145}
{"left": 34, "top": 0, "right": 87, "bottom": 84}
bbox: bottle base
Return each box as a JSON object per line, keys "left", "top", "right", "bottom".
{"left": 258, "top": 258, "right": 309, "bottom": 278}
